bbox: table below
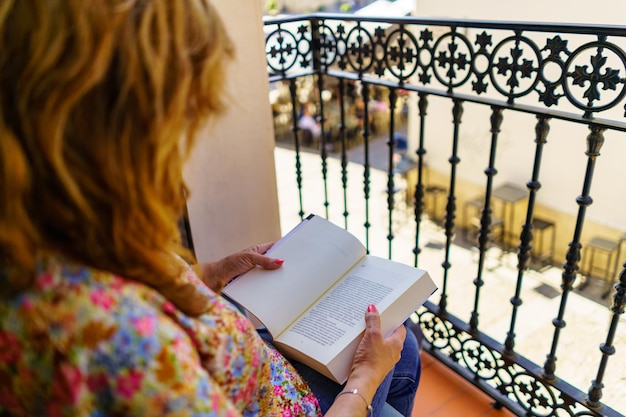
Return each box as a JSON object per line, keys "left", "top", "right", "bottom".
{"left": 492, "top": 183, "right": 527, "bottom": 249}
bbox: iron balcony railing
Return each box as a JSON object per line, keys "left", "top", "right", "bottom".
{"left": 264, "top": 13, "right": 626, "bottom": 417}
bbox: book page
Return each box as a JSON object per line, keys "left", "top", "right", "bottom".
{"left": 276, "top": 256, "right": 430, "bottom": 365}
{"left": 223, "top": 215, "right": 367, "bottom": 336}
{"left": 286, "top": 274, "right": 393, "bottom": 349}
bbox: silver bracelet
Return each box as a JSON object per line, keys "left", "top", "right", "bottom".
{"left": 335, "top": 388, "right": 373, "bottom": 416}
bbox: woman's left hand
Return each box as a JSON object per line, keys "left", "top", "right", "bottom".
{"left": 196, "top": 242, "right": 284, "bottom": 292}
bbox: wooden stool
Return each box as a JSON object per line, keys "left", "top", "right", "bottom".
{"left": 469, "top": 216, "right": 504, "bottom": 247}
{"left": 425, "top": 185, "right": 446, "bottom": 223}
{"left": 580, "top": 236, "right": 619, "bottom": 298}
{"left": 463, "top": 197, "right": 504, "bottom": 245}
{"left": 463, "top": 197, "right": 483, "bottom": 241}
{"left": 531, "top": 217, "right": 556, "bottom": 266}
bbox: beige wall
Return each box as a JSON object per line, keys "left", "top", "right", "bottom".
{"left": 415, "top": 0, "right": 626, "bottom": 25}
{"left": 183, "top": 0, "right": 281, "bottom": 262}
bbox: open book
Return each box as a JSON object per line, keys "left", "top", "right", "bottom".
{"left": 223, "top": 214, "right": 437, "bottom": 384}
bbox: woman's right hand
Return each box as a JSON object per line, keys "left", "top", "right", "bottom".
{"left": 325, "top": 305, "right": 406, "bottom": 416}
{"left": 350, "top": 304, "right": 406, "bottom": 387}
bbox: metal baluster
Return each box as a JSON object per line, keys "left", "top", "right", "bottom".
{"left": 338, "top": 78, "right": 349, "bottom": 230}
{"left": 362, "top": 82, "right": 372, "bottom": 251}
{"left": 469, "top": 106, "right": 503, "bottom": 332}
{"left": 288, "top": 78, "right": 305, "bottom": 220}
{"left": 439, "top": 99, "right": 464, "bottom": 313}
{"left": 311, "top": 19, "right": 330, "bottom": 220}
{"left": 544, "top": 124, "right": 606, "bottom": 380}
{"left": 587, "top": 263, "right": 626, "bottom": 406}
{"left": 386, "top": 88, "right": 398, "bottom": 259}
{"left": 316, "top": 73, "right": 330, "bottom": 219}
{"left": 504, "top": 116, "right": 550, "bottom": 354}
{"left": 413, "top": 92, "right": 428, "bottom": 267}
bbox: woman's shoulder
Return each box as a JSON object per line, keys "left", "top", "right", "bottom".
{"left": 24, "top": 255, "right": 168, "bottom": 321}
{"left": 0, "top": 255, "right": 176, "bottom": 350}
{"left": 0, "top": 257, "right": 239, "bottom": 415}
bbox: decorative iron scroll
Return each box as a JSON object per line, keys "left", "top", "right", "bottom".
{"left": 265, "top": 16, "right": 626, "bottom": 126}
{"left": 417, "top": 305, "right": 606, "bottom": 417}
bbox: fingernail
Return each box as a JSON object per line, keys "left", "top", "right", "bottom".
{"left": 274, "top": 258, "right": 284, "bottom": 265}
{"left": 367, "top": 304, "right": 376, "bottom": 312}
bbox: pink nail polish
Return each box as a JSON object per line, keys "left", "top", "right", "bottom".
{"left": 367, "top": 304, "right": 376, "bottom": 312}
{"left": 274, "top": 258, "right": 284, "bottom": 265}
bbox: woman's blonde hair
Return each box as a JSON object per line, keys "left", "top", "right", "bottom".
{"left": 0, "top": 0, "right": 234, "bottom": 315}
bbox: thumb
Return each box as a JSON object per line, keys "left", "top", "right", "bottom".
{"left": 252, "top": 253, "right": 284, "bottom": 270}
{"left": 365, "top": 304, "right": 382, "bottom": 333}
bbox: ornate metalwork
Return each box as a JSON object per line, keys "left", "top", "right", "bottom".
{"left": 265, "top": 16, "right": 626, "bottom": 128}
{"left": 266, "top": 23, "right": 311, "bottom": 75}
{"left": 432, "top": 29, "right": 474, "bottom": 91}
{"left": 418, "top": 304, "right": 610, "bottom": 416}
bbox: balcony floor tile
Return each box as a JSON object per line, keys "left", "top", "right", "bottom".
{"left": 413, "top": 351, "right": 516, "bottom": 417}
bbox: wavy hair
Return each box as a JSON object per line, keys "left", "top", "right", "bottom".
{"left": 0, "top": 0, "right": 234, "bottom": 315}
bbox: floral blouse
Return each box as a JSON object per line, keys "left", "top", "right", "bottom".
{"left": 0, "top": 256, "right": 322, "bottom": 416}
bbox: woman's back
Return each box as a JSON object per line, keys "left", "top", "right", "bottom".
{"left": 0, "top": 255, "right": 321, "bottom": 416}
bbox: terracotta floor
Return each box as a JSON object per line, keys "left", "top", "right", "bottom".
{"left": 412, "top": 351, "right": 516, "bottom": 417}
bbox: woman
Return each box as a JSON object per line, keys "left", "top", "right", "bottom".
{"left": 0, "top": 0, "right": 420, "bottom": 415}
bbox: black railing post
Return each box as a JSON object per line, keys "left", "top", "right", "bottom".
{"left": 386, "top": 88, "right": 398, "bottom": 259}
{"left": 338, "top": 78, "right": 349, "bottom": 230}
{"left": 587, "top": 263, "right": 626, "bottom": 407}
{"left": 469, "top": 106, "right": 503, "bottom": 332}
{"left": 310, "top": 18, "right": 331, "bottom": 220}
{"left": 504, "top": 115, "right": 550, "bottom": 355}
{"left": 362, "top": 82, "right": 372, "bottom": 251}
{"left": 544, "top": 124, "right": 605, "bottom": 380}
{"left": 289, "top": 78, "right": 305, "bottom": 221}
{"left": 440, "top": 99, "right": 464, "bottom": 314}
{"left": 413, "top": 92, "right": 428, "bottom": 267}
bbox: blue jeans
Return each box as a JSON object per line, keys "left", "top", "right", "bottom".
{"left": 258, "top": 323, "right": 421, "bottom": 417}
